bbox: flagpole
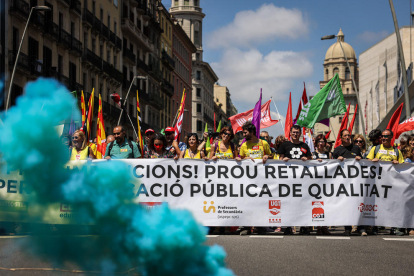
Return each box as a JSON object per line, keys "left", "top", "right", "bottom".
{"left": 329, "top": 118, "right": 336, "bottom": 140}
{"left": 125, "top": 111, "right": 138, "bottom": 138}
{"left": 270, "top": 97, "right": 285, "bottom": 130}
{"left": 118, "top": 76, "right": 147, "bottom": 125}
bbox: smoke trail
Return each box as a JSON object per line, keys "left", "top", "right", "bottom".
{"left": 0, "top": 78, "right": 233, "bottom": 276}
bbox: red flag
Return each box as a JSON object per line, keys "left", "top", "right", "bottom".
{"left": 386, "top": 102, "right": 404, "bottom": 145}
{"left": 348, "top": 104, "right": 358, "bottom": 135}
{"left": 285, "top": 92, "right": 293, "bottom": 141}
{"left": 96, "top": 94, "right": 106, "bottom": 159}
{"left": 334, "top": 103, "right": 351, "bottom": 148}
{"left": 396, "top": 116, "right": 414, "bottom": 139}
{"left": 229, "top": 100, "right": 278, "bottom": 134}
{"left": 174, "top": 92, "right": 187, "bottom": 141}
{"left": 294, "top": 82, "right": 308, "bottom": 123}
{"left": 325, "top": 130, "right": 331, "bottom": 140}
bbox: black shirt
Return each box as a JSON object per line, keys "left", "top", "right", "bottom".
{"left": 277, "top": 141, "right": 312, "bottom": 160}
{"left": 312, "top": 151, "right": 332, "bottom": 160}
{"left": 332, "top": 144, "right": 362, "bottom": 159}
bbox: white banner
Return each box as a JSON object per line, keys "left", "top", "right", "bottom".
{"left": 130, "top": 159, "right": 414, "bottom": 228}
{"left": 1, "top": 160, "right": 414, "bottom": 227}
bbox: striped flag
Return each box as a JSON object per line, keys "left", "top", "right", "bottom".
{"left": 82, "top": 88, "right": 94, "bottom": 142}
{"left": 136, "top": 90, "right": 144, "bottom": 156}
{"left": 81, "top": 91, "right": 86, "bottom": 127}
{"left": 174, "top": 90, "right": 186, "bottom": 141}
{"left": 96, "top": 94, "right": 107, "bottom": 159}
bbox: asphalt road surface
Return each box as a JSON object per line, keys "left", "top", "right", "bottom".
{"left": 1, "top": 228, "right": 413, "bottom": 276}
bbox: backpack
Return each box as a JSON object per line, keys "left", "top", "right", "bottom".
{"left": 214, "top": 141, "right": 236, "bottom": 158}
{"left": 373, "top": 145, "right": 399, "bottom": 159}
{"left": 107, "top": 140, "right": 136, "bottom": 158}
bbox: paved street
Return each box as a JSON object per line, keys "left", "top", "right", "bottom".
{"left": 1, "top": 229, "right": 414, "bottom": 276}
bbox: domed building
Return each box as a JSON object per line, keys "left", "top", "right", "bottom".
{"left": 315, "top": 29, "right": 359, "bottom": 141}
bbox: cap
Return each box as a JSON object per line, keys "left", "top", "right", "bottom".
{"left": 145, "top": 129, "right": 155, "bottom": 134}
{"left": 165, "top": 127, "right": 175, "bottom": 132}
{"left": 236, "top": 127, "right": 243, "bottom": 133}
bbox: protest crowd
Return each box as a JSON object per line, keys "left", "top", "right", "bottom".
{"left": 66, "top": 119, "right": 414, "bottom": 237}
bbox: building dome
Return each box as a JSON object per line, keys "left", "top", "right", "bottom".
{"left": 325, "top": 29, "right": 356, "bottom": 60}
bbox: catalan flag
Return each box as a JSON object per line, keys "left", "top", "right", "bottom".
{"left": 96, "top": 94, "right": 106, "bottom": 159}
{"left": 81, "top": 91, "right": 86, "bottom": 127}
{"left": 136, "top": 90, "right": 144, "bottom": 156}
{"left": 82, "top": 88, "right": 94, "bottom": 142}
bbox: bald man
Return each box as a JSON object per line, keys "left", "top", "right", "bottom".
{"left": 105, "top": 126, "right": 141, "bottom": 159}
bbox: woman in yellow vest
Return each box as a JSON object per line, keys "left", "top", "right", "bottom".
{"left": 70, "top": 130, "right": 96, "bottom": 160}
{"left": 209, "top": 127, "right": 238, "bottom": 160}
{"left": 180, "top": 133, "right": 206, "bottom": 159}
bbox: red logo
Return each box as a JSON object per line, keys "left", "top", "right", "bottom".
{"left": 358, "top": 203, "right": 377, "bottom": 212}
{"left": 312, "top": 201, "right": 325, "bottom": 219}
{"left": 269, "top": 218, "right": 281, "bottom": 223}
{"left": 269, "top": 200, "right": 281, "bottom": 215}
{"left": 60, "top": 203, "right": 73, "bottom": 212}
{"left": 300, "top": 148, "right": 307, "bottom": 153}
{"left": 252, "top": 146, "right": 259, "bottom": 150}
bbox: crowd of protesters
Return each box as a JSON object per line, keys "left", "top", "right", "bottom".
{"left": 65, "top": 121, "right": 414, "bottom": 237}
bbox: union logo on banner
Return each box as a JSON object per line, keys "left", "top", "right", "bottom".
{"left": 312, "top": 201, "right": 325, "bottom": 221}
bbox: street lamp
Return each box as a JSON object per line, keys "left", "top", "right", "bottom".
{"left": 117, "top": 75, "right": 148, "bottom": 125}
{"left": 321, "top": 33, "right": 366, "bottom": 139}
{"left": 6, "top": 6, "right": 51, "bottom": 112}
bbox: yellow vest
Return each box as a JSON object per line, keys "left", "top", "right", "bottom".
{"left": 184, "top": 149, "right": 201, "bottom": 159}
{"left": 214, "top": 141, "right": 234, "bottom": 159}
{"left": 70, "top": 147, "right": 89, "bottom": 161}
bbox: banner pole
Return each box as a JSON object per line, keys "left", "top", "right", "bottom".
{"left": 271, "top": 97, "right": 285, "bottom": 130}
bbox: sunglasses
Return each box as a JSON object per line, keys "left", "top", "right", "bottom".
{"left": 113, "top": 132, "right": 122, "bottom": 136}
{"left": 354, "top": 140, "right": 363, "bottom": 144}
{"left": 72, "top": 136, "right": 79, "bottom": 139}
{"left": 222, "top": 132, "right": 231, "bottom": 137}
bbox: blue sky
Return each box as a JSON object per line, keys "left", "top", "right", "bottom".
{"left": 163, "top": 0, "right": 413, "bottom": 138}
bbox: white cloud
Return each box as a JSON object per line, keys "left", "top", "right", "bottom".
{"left": 206, "top": 4, "right": 309, "bottom": 49}
{"left": 211, "top": 48, "right": 313, "bottom": 108}
{"left": 356, "top": 30, "right": 389, "bottom": 44}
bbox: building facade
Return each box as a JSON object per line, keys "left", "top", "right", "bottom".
{"left": 359, "top": 26, "right": 414, "bottom": 133}
{"left": 213, "top": 83, "right": 236, "bottom": 128}
{"left": 315, "top": 29, "right": 359, "bottom": 140}
{"left": 171, "top": 16, "right": 196, "bottom": 138}
{"left": 169, "top": 0, "right": 218, "bottom": 137}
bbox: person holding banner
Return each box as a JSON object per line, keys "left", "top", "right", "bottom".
{"left": 143, "top": 129, "right": 155, "bottom": 152}
{"left": 239, "top": 122, "right": 272, "bottom": 164}
{"left": 143, "top": 133, "right": 178, "bottom": 160}
{"left": 353, "top": 134, "right": 367, "bottom": 158}
{"left": 366, "top": 129, "right": 403, "bottom": 164}
{"left": 165, "top": 127, "right": 184, "bottom": 156}
{"left": 209, "top": 127, "right": 238, "bottom": 160}
{"left": 333, "top": 130, "right": 362, "bottom": 161}
{"left": 105, "top": 126, "right": 141, "bottom": 159}
{"left": 180, "top": 133, "right": 206, "bottom": 159}
{"left": 69, "top": 130, "right": 96, "bottom": 160}
{"left": 312, "top": 134, "right": 332, "bottom": 161}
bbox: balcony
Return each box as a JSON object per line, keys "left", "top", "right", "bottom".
{"left": 59, "top": 29, "right": 72, "bottom": 49}
{"left": 149, "top": 92, "right": 163, "bottom": 109}
{"left": 93, "top": 17, "right": 102, "bottom": 33}
{"left": 162, "top": 79, "right": 174, "bottom": 97}
{"left": 8, "top": 50, "right": 30, "bottom": 73}
{"left": 9, "top": 0, "right": 30, "bottom": 20}
{"left": 109, "top": 31, "right": 116, "bottom": 45}
{"left": 44, "top": 21, "right": 59, "bottom": 40}
{"left": 82, "top": 48, "right": 102, "bottom": 70}
{"left": 136, "top": 1, "right": 146, "bottom": 15}
{"left": 115, "top": 36, "right": 122, "bottom": 50}
{"left": 101, "top": 23, "right": 110, "bottom": 40}
{"left": 103, "top": 60, "right": 112, "bottom": 76}
{"left": 111, "top": 67, "right": 123, "bottom": 83}
{"left": 121, "top": 18, "right": 153, "bottom": 52}
{"left": 30, "top": 11, "right": 45, "bottom": 29}
{"left": 162, "top": 50, "right": 175, "bottom": 69}
{"left": 103, "top": 101, "right": 122, "bottom": 121}
{"left": 82, "top": 8, "right": 94, "bottom": 27}
{"left": 123, "top": 79, "right": 138, "bottom": 94}
{"left": 70, "top": 37, "right": 82, "bottom": 56}
{"left": 70, "top": 0, "right": 81, "bottom": 15}
{"left": 137, "top": 59, "right": 149, "bottom": 73}
{"left": 148, "top": 62, "right": 162, "bottom": 80}
{"left": 170, "top": 6, "right": 203, "bottom": 13}
{"left": 123, "top": 46, "right": 136, "bottom": 64}
{"left": 204, "top": 113, "right": 214, "bottom": 126}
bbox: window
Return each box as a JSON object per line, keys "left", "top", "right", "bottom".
{"left": 197, "top": 120, "right": 202, "bottom": 132}
{"left": 92, "top": 1, "right": 96, "bottom": 15}
{"left": 174, "top": 0, "right": 179, "bottom": 7}
{"left": 114, "top": 21, "right": 117, "bottom": 35}
{"left": 197, "top": 103, "right": 201, "bottom": 113}
{"left": 100, "top": 8, "right": 103, "bottom": 21}
{"left": 196, "top": 53, "right": 200, "bottom": 61}
{"left": 83, "top": 73, "right": 87, "bottom": 91}
{"left": 113, "top": 54, "right": 117, "bottom": 68}
{"left": 325, "top": 69, "right": 328, "bottom": 76}
{"left": 345, "top": 67, "right": 350, "bottom": 79}
{"left": 107, "top": 50, "right": 111, "bottom": 62}
{"left": 339, "top": 116, "right": 343, "bottom": 123}
{"left": 184, "top": 0, "right": 189, "bottom": 6}
{"left": 196, "top": 71, "right": 201, "bottom": 80}
{"left": 333, "top": 67, "right": 339, "bottom": 75}
{"left": 194, "top": 30, "right": 199, "bottom": 45}
{"left": 194, "top": 0, "right": 199, "bottom": 6}
{"left": 196, "top": 88, "right": 201, "bottom": 97}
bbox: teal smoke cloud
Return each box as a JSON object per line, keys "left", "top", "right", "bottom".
{"left": 0, "top": 78, "right": 233, "bottom": 276}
